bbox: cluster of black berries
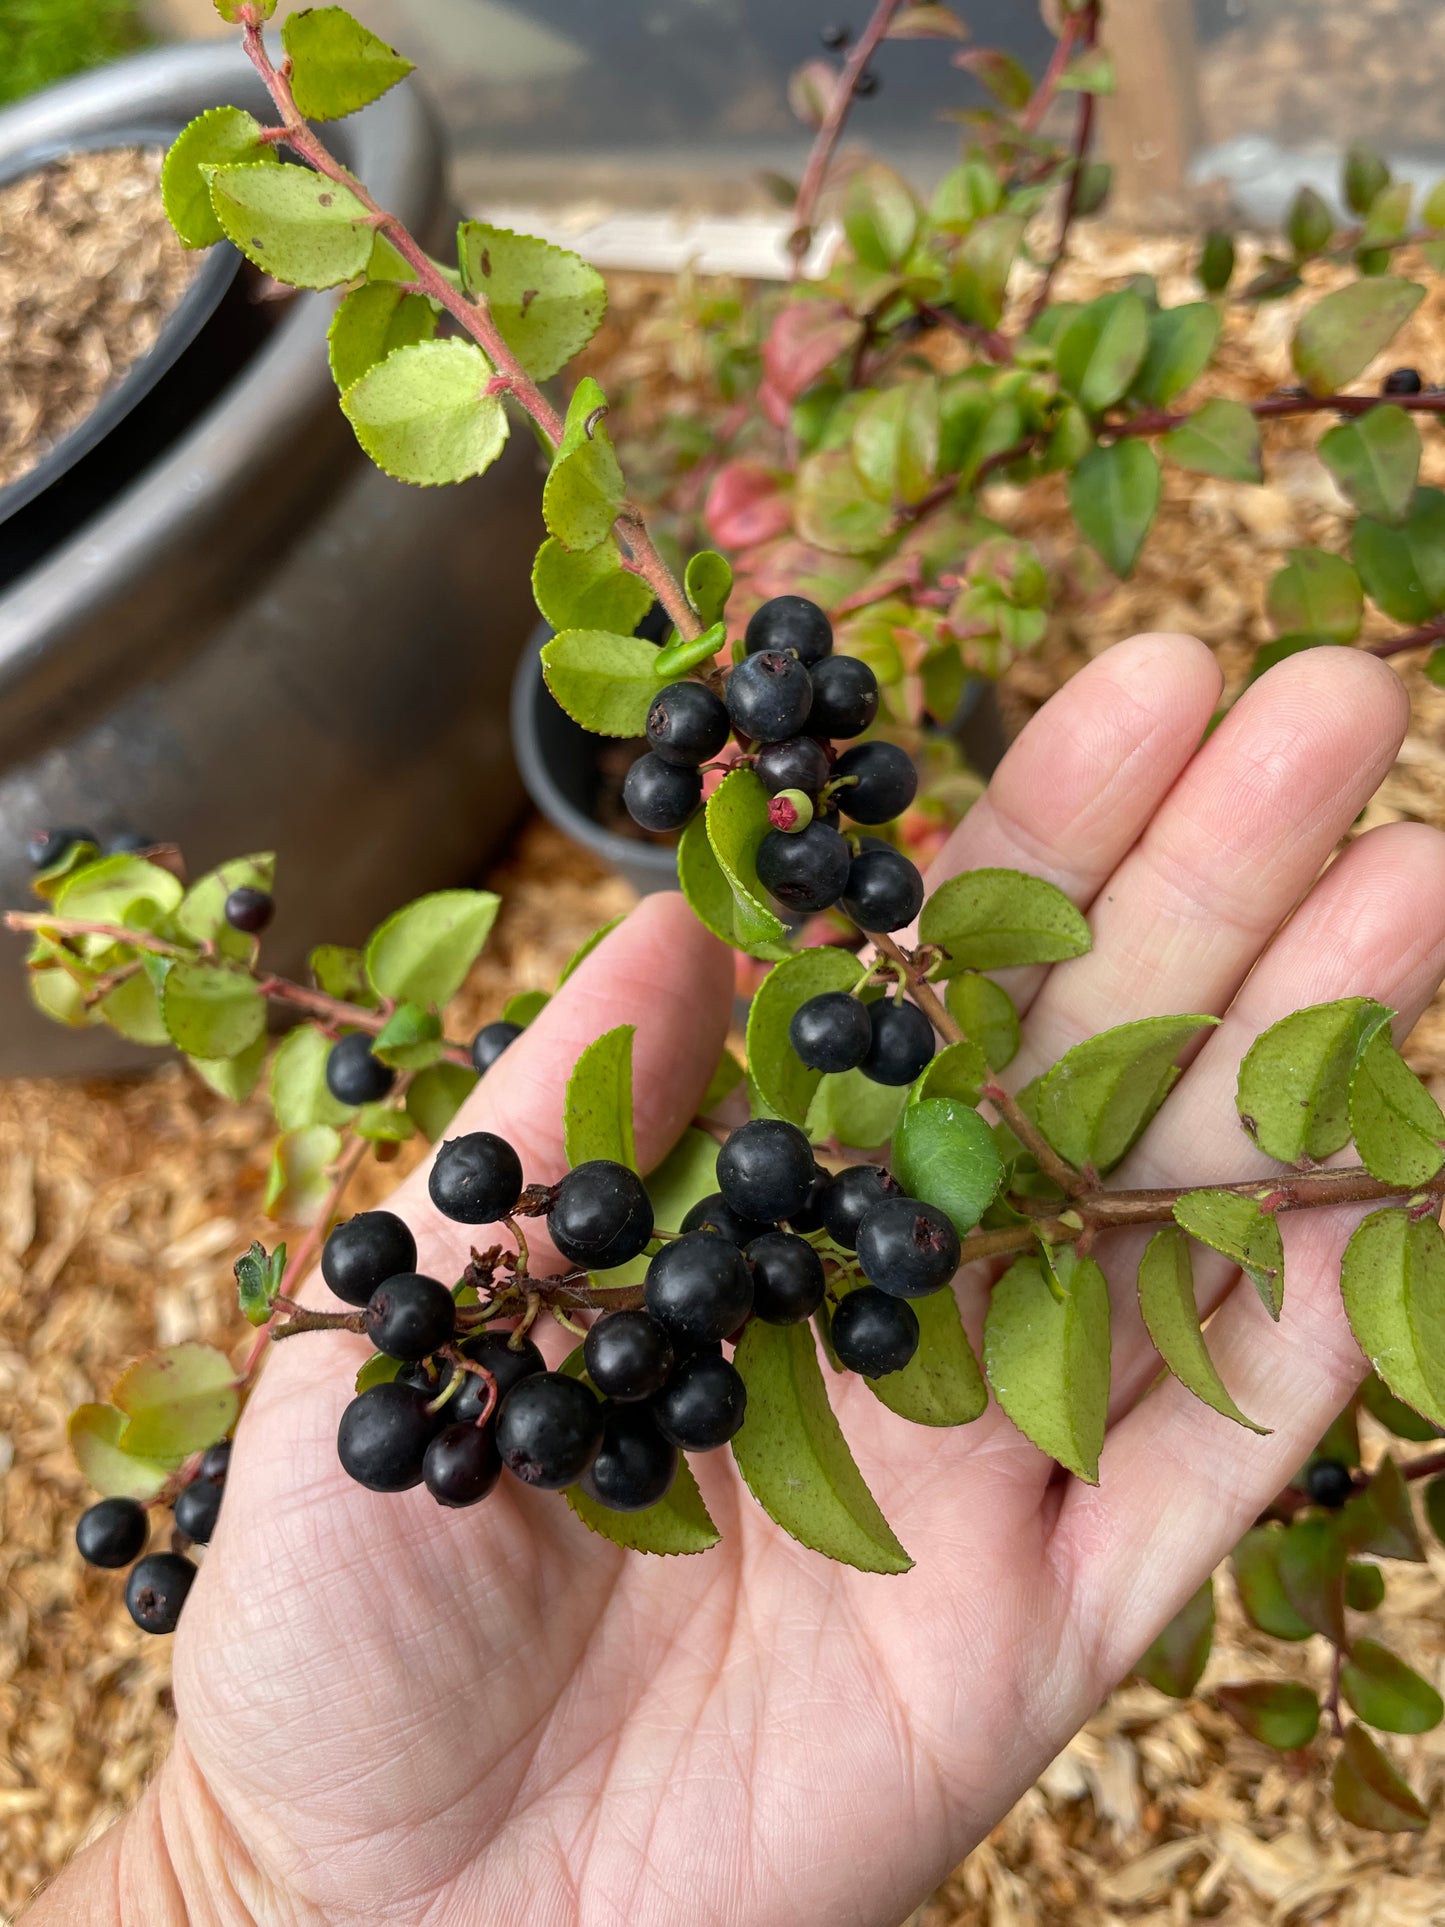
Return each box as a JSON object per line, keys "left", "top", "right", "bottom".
{"left": 25, "top": 826, "right": 158, "bottom": 868}
{"left": 789, "top": 986, "right": 936, "bottom": 1087}
{"left": 623, "top": 595, "right": 927, "bottom": 934}
{"left": 75, "top": 1439, "right": 230, "bottom": 1635}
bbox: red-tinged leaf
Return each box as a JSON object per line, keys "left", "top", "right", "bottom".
{"left": 762, "top": 301, "right": 862, "bottom": 406}
{"left": 1332, "top": 1723, "right": 1428, "bottom": 1831}
{"left": 1338, "top": 1454, "right": 1426, "bottom": 1563}
{"left": 1218, "top": 1680, "right": 1320, "bottom": 1750}
{"left": 889, "top": 3, "right": 969, "bottom": 37}
{"left": 1135, "top": 1577, "right": 1214, "bottom": 1697}
{"left": 788, "top": 58, "right": 841, "bottom": 129}
{"left": 1277, "top": 1514, "right": 1347, "bottom": 1644}
{"left": 953, "top": 47, "right": 1033, "bottom": 110}
{"left": 704, "top": 461, "right": 794, "bottom": 553}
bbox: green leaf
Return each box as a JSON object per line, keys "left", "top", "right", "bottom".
{"left": 565, "top": 1025, "right": 636, "bottom": 1171}
{"left": 364, "top": 888, "right": 499, "bottom": 1006}
{"left": 653, "top": 622, "right": 726, "bottom": 680}
{"left": 328, "top": 280, "right": 437, "bottom": 394}
{"left": 161, "top": 106, "right": 277, "bottom": 249}
{"left": 282, "top": 6, "right": 413, "bottom": 119}
{"left": 1351, "top": 488, "right": 1445, "bottom": 623}
{"left": 1319, "top": 406, "right": 1420, "bottom": 525}
{"left": 405, "top": 1062, "right": 478, "bottom": 1141}
{"left": 1130, "top": 301, "right": 1221, "bottom": 407}
{"left": 98, "top": 969, "right": 168, "bottom": 1046}
{"left": 1232, "top": 1525, "right": 1313, "bottom": 1640}
{"left": 1058, "top": 45, "right": 1114, "bottom": 92}
{"left": 851, "top": 378, "right": 940, "bottom": 508}
{"left": 1265, "top": 547, "right": 1363, "bottom": 645}
{"left": 955, "top": 46, "right": 1032, "bottom": 109}
{"left": 1426, "top": 1476, "right": 1445, "bottom": 1547}
{"left": 557, "top": 916, "right": 627, "bottom": 988}
{"left": 567, "top": 1450, "right": 720, "bottom": 1554}
{"left": 1287, "top": 183, "right": 1336, "bottom": 258}
{"left": 1339, "top": 1454, "right": 1425, "bottom": 1564}
{"left": 919, "top": 868, "right": 1091, "bottom": 977}
{"left": 950, "top": 213, "right": 1026, "bottom": 328}
{"left": 911, "top": 1038, "right": 988, "bottom": 1108}
{"left": 1160, "top": 399, "right": 1262, "bottom": 482}
{"left": 1277, "top": 1513, "right": 1346, "bottom": 1643}
{"left": 502, "top": 989, "right": 549, "bottom": 1027}
{"left": 843, "top": 163, "right": 919, "bottom": 271}
{"left": 731, "top": 1321, "right": 911, "bottom": 1574}
{"left": 457, "top": 222, "right": 606, "bottom": 380}
{"left": 270, "top": 1023, "right": 353, "bottom": 1130}
{"left": 1173, "top": 1188, "right": 1285, "bottom": 1320}
{"left": 205, "top": 160, "right": 372, "bottom": 288}
{"left": 264, "top": 1125, "right": 344, "bottom": 1223}
{"left": 1427, "top": 645, "right": 1445, "bottom": 689}
{"left": 176, "top": 852, "right": 276, "bottom": 960}
{"left": 188, "top": 1034, "right": 266, "bottom": 1102}
{"left": 1218, "top": 1681, "right": 1319, "bottom": 1750}
{"left": 340, "top": 339, "right": 507, "bottom": 486}
{"left": 309, "top": 943, "right": 374, "bottom": 1006}
{"left": 354, "top": 1101, "right": 415, "bottom": 1145}
{"left": 684, "top": 551, "right": 733, "bottom": 628}
{"left": 540, "top": 627, "right": 663, "bottom": 737}
{"left": 1056, "top": 291, "right": 1150, "bottom": 412}
{"left": 856, "top": 1283, "right": 986, "bottom": 1426}
{"left": 1137, "top": 1226, "right": 1266, "bottom": 1430}
{"left": 1037, "top": 1014, "right": 1216, "bottom": 1176}
{"left": 371, "top": 1002, "right": 444, "bottom": 1072}
{"left": 1350, "top": 1027, "right": 1445, "bottom": 1186}
{"left": 161, "top": 960, "right": 266, "bottom": 1059}
{"left": 1340, "top": 1209, "right": 1445, "bottom": 1430}
{"left": 356, "top": 1352, "right": 402, "bottom": 1393}
{"left": 1344, "top": 144, "right": 1391, "bottom": 216}
{"left": 804, "top": 1066, "right": 908, "bottom": 1150}
{"left": 68, "top": 1402, "right": 176, "bottom": 1498}
{"left": 677, "top": 812, "right": 790, "bottom": 964}
{"left": 1347, "top": 1561, "right": 1387, "bottom": 1611}
{"left": 113, "top": 1342, "right": 238, "bottom": 1460}
{"left": 747, "top": 947, "right": 860, "bottom": 1127}
{"left": 705, "top": 770, "right": 791, "bottom": 960}
{"left": 53, "top": 854, "right": 183, "bottom": 934}
{"left": 891, "top": 1097, "right": 1002, "bottom": 1236}
{"left": 1333, "top": 1723, "right": 1428, "bottom": 1831}
{"left": 1198, "top": 230, "right": 1235, "bottom": 294}
{"left": 1360, "top": 1371, "right": 1442, "bottom": 1442}
{"left": 1135, "top": 1577, "right": 1214, "bottom": 1698}
{"left": 1236, "top": 997, "right": 1391, "bottom": 1162}
{"left": 942, "top": 972, "right": 1021, "bottom": 1071}
{"left": 794, "top": 448, "right": 896, "bottom": 555}
{"left": 532, "top": 537, "right": 653, "bottom": 636}
{"left": 1361, "top": 180, "right": 1413, "bottom": 250}
{"left": 544, "top": 382, "right": 625, "bottom": 550}
{"left": 1068, "top": 439, "right": 1161, "bottom": 577}
{"left": 702, "top": 1049, "right": 745, "bottom": 1113}
{"left": 234, "top": 1239, "right": 287, "bottom": 1326}
{"left": 1291, "top": 277, "right": 1425, "bottom": 393}
{"left": 983, "top": 1254, "right": 1110, "bottom": 1483}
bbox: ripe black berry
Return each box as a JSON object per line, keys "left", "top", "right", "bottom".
{"left": 624, "top": 752, "right": 702, "bottom": 832}
{"left": 831, "top": 742, "right": 917, "bottom": 824}
{"left": 840, "top": 845, "right": 925, "bottom": 931}
{"left": 1305, "top": 1457, "right": 1354, "bottom": 1509}
{"left": 726, "top": 650, "right": 814, "bottom": 743}
{"left": 652, "top": 1351, "right": 747, "bottom": 1451}
{"left": 581, "top": 1405, "right": 679, "bottom": 1511}
{"left": 471, "top": 1019, "right": 522, "bottom": 1074}
{"left": 681, "top": 1193, "right": 771, "bottom": 1246}
{"left": 857, "top": 1198, "right": 960, "bottom": 1297}
{"left": 831, "top": 1288, "right": 918, "bottom": 1376}
{"left": 754, "top": 734, "right": 832, "bottom": 798}
{"left": 645, "top": 1232, "right": 754, "bottom": 1343}
{"left": 424, "top": 1422, "right": 502, "bottom": 1507}
{"left": 756, "top": 820, "right": 851, "bottom": 912}
{"left": 787, "top": 1163, "right": 832, "bottom": 1233}
{"left": 326, "top": 1031, "right": 396, "bottom": 1106}
{"left": 198, "top": 1439, "right": 232, "bottom": 1482}
{"left": 363, "top": 1273, "right": 456, "bottom": 1361}
{"left": 789, "top": 990, "right": 871, "bottom": 1073}
{"left": 25, "top": 826, "right": 96, "bottom": 871}
{"left": 854, "top": 69, "right": 878, "bottom": 96}
{"left": 646, "top": 681, "right": 730, "bottom": 766}
{"left": 1382, "top": 367, "right": 1423, "bottom": 395}
{"left": 75, "top": 1496, "right": 148, "bottom": 1569}
{"left": 337, "top": 1381, "right": 438, "bottom": 1490}
{"left": 496, "top": 1373, "right": 603, "bottom": 1488}
{"left": 807, "top": 656, "right": 879, "bottom": 740}
{"left": 125, "top": 1552, "right": 197, "bottom": 1635}
{"left": 428, "top": 1131, "right": 524, "bottom": 1224}
{"left": 745, "top": 1231, "right": 826, "bottom": 1324}
{"left": 583, "top": 1308, "right": 675, "bottom": 1400}
{"left": 548, "top": 1160, "right": 655, "bottom": 1270}
{"left": 863, "top": 998, "right": 935, "bottom": 1086}
{"left": 104, "top": 829, "right": 156, "bottom": 855}
{"left": 223, "top": 885, "right": 274, "bottom": 934}
{"left": 322, "top": 1210, "right": 418, "bottom": 1307}
{"left": 717, "top": 1117, "right": 818, "bottom": 1223}
{"left": 173, "top": 1475, "right": 223, "bottom": 1545}
{"left": 820, "top": 1163, "right": 902, "bottom": 1249}
{"left": 744, "top": 594, "right": 834, "bottom": 666}
{"left": 820, "top": 22, "right": 850, "bottom": 50}
{"left": 455, "top": 1328, "right": 546, "bottom": 1419}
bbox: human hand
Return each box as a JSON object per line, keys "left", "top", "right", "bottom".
{"left": 33, "top": 634, "right": 1445, "bottom": 1927}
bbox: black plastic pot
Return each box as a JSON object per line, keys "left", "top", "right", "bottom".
{"left": 0, "top": 46, "right": 543, "bottom": 1075}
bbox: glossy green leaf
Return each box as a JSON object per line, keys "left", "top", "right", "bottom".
{"left": 1068, "top": 439, "right": 1161, "bottom": 578}
{"left": 851, "top": 377, "right": 940, "bottom": 508}
{"left": 943, "top": 973, "right": 1020, "bottom": 1070}
{"left": 309, "top": 943, "right": 374, "bottom": 1006}
{"left": 1341, "top": 1209, "right": 1445, "bottom": 1429}
{"left": 161, "top": 960, "right": 266, "bottom": 1059}
{"left": 1130, "top": 302, "right": 1222, "bottom": 407}
{"left": 705, "top": 770, "right": 791, "bottom": 960}
{"left": 1360, "top": 1371, "right": 1442, "bottom": 1442}
{"left": 856, "top": 1282, "right": 986, "bottom": 1427}
{"left": 540, "top": 627, "right": 663, "bottom": 737}
{"left": 677, "top": 812, "right": 790, "bottom": 964}
{"left": 1339, "top": 1454, "right": 1425, "bottom": 1564}
{"left": 1218, "top": 1680, "right": 1319, "bottom": 1750}
{"left": 1038, "top": 1014, "right": 1215, "bottom": 1176}
{"left": 1332, "top": 1723, "right": 1428, "bottom": 1831}
{"left": 371, "top": 1002, "right": 444, "bottom": 1072}
{"left": 68, "top": 1402, "right": 175, "bottom": 1499}
{"left": 114, "top": 1342, "right": 238, "bottom": 1460}
{"left": 1236, "top": 997, "right": 1391, "bottom": 1161}
{"left": 1351, "top": 488, "right": 1445, "bottom": 623}
{"left": 1173, "top": 1188, "right": 1285, "bottom": 1319}
{"left": 1161, "top": 399, "right": 1262, "bottom": 483}
{"left": 264, "top": 1125, "right": 344, "bottom": 1223}
{"left": 804, "top": 1067, "right": 908, "bottom": 1150}
{"left": 405, "top": 1062, "right": 478, "bottom": 1141}
{"left": 1137, "top": 1226, "right": 1266, "bottom": 1430}
{"left": 911, "top": 1038, "right": 989, "bottom": 1108}
{"left": 747, "top": 947, "right": 860, "bottom": 1127}
{"left": 234, "top": 1239, "right": 287, "bottom": 1326}
{"left": 1319, "top": 406, "right": 1420, "bottom": 525}
{"left": 188, "top": 1034, "right": 266, "bottom": 1102}
{"left": 364, "top": 888, "right": 499, "bottom": 1007}
{"left": 684, "top": 550, "right": 733, "bottom": 628}
{"left": 1291, "top": 277, "right": 1425, "bottom": 393}
{"left": 176, "top": 852, "right": 276, "bottom": 960}
{"left": 731, "top": 1320, "right": 911, "bottom": 1573}
{"left": 565, "top": 1024, "right": 636, "bottom": 1171}
{"left": 270, "top": 1023, "right": 353, "bottom": 1130}
{"left": 1056, "top": 291, "right": 1150, "bottom": 412}
{"left": 544, "top": 382, "right": 625, "bottom": 550}
{"left": 161, "top": 106, "right": 277, "bottom": 248}
{"left": 205, "top": 160, "right": 372, "bottom": 288}
{"left": 341, "top": 340, "right": 506, "bottom": 486}
{"left": 1277, "top": 1512, "right": 1346, "bottom": 1642}
{"left": 983, "top": 1254, "right": 1110, "bottom": 1482}
{"left": 843, "top": 163, "right": 919, "bottom": 270}
{"left": 919, "top": 868, "right": 1090, "bottom": 977}
{"left": 1349, "top": 1027, "right": 1445, "bottom": 1185}
{"left": 532, "top": 538, "right": 651, "bottom": 636}
{"left": 282, "top": 6, "right": 413, "bottom": 119}
{"left": 1135, "top": 1577, "right": 1214, "bottom": 1698}
{"left": 1347, "top": 1560, "right": 1387, "bottom": 1611}
{"left": 458, "top": 222, "right": 607, "bottom": 380}
{"left": 1232, "top": 1525, "right": 1312, "bottom": 1640}
{"left": 654, "top": 622, "right": 726, "bottom": 681}
{"left": 891, "top": 1097, "right": 1002, "bottom": 1236}
{"left": 328, "top": 280, "right": 437, "bottom": 394}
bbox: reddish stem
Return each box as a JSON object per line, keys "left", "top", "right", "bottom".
{"left": 788, "top": 0, "right": 907, "bottom": 276}
{"left": 1025, "top": 0, "right": 1100, "bottom": 323}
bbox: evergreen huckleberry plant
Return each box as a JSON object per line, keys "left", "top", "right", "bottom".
{"left": 10, "top": 0, "right": 1445, "bottom": 1837}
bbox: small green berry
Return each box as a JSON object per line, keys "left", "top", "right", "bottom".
{"left": 768, "top": 788, "right": 814, "bottom": 833}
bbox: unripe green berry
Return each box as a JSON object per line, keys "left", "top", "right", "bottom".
{"left": 768, "top": 788, "right": 814, "bottom": 833}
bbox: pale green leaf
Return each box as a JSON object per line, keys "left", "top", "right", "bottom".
{"left": 270, "top": 1023, "right": 354, "bottom": 1130}
{"left": 176, "top": 852, "right": 276, "bottom": 960}
{"left": 405, "top": 1062, "right": 478, "bottom": 1141}
{"left": 341, "top": 339, "right": 507, "bottom": 486}
{"left": 540, "top": 627, "right": 663, "bottom": 736}
{"left": 677, "top": 812, "right": 791, "bottom": 964}
{"left": 532, "top": 538, "right": 653, "bottom": 636}
{"left": 1037, "top": 1014, "right": 1216, "bottom": 1174}
{"left": 363, "top": 888, "right": 499, "bottom": 1006}
{"left": 282, "top": 6, "right": 414, "bottom": 120}
{"left": 704, "top": 770, "right": 791, "bottom": 961}
{"left": 891, "top": 1096, "right": 1002, "bottom": 1235}
{"left": 206, "top": 159, "right": 372, "bottom": 288}
{"left": 1137, "top": 1225, "right": 1267, "bottom": 1429}
{"left": 565, "top": 1025, "right": 636, "bottom": 1171}
{"left": 458, "top": 222, "right": 607, "bottom": 380}
{"left": 1341, "top": 1209, "right": 1445, "bottom": 1428}
{"left": 114, "top": 1342, "right": 238, "bottom": 1460}
{"left": 1161, "top": 399, "right": 1262, "bottom": 482}
{"left": 1291, "top": 278, "right": 1426, "bottom": 393}
{"left": 1174, "top": 1188, "right": 1285, "bottom": 1319}
{"left": 943, "top": 971, "right": 1020, "bottom": 1069}
{"left": 747, "top": 946, "right": 861, "bottom": 1127}
{"left": 161, "top": 106, "right": 277, "bottom": 249}
{"left": 1350, "top": 1027, "right": 1445, "bottom": 1185}
{"left": 161, "top": 961, "right": 266, "bottom": 1059}
{"left": 68, "top": 1402, "right": 176, "bottom": 1498}
{"left": 328, "top": 280, "right": 437, "bottom": 393}
{"left": 1236, "top": 997, "right": 1391, "bottom": 1162}
{"left": 983, "top": 1254, "right": 1111, "bottom": 1482}
{"left": 1319, "top": 406, "right": 1421, "bottom": 525}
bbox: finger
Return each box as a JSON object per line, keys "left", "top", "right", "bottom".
{"left": 1009, "top": 647, "right": 1410, "bottom": 1082}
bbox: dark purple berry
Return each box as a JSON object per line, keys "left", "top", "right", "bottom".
{"left": 717, "top": 1117, "right": 818, "bottom": 1223}
{"left": 471, "top": 1020, "right": 522, "bottom": 1074}
{"left": 223, "top": 886, "right": 274, "bottom": 934}
{"left": 789, "top": 990, "right": 871, "bottom": 1073}
{"left": 428, "top": 1132, "right": 523, "bottom": 1224}
{"left": 584, "top": 1308, "right": 675, "bottom": 1400}
{"left": 831, "top": 1288, "right": 917, "bottom": 1376}
{"left": 548, "top": 1160, "right": 655, "bottom": 1270}
{"left": 831, "top": 741, "right": 917, "bottom": 824}
{"left": 173, "top": 1475, "right": 223, "bottom": 1545}
{"left": 862, "top": 998, "right": 935, "bottom": 1086}
{"left": 753, "top": 734, "right": 832, "bottom": 798}
{"left": 646, "top": 681, "right": 730, "bottom": 766}
{"left": 580, "top": 1406, "right": 678, "bottom": 1512}
{"left": 496, "top": 1373, "right": 603, "bottom": 1488}
{"left": 363, "top": 1274, "right": 456, "bottom": 1361}
{"left": 854, "top": 69, "right": 878, "bottom": 96}
{"left": 807, "top": 656, "right": 879, "bottom": 740}
{"left": 856, "top": 1198, "right": 960, "bottom": 1298}
{"left": 1382, "top": 367, "right": 1423, "bottom": 395}
{"left": 76, "top": 1497, "right": 147, "bottom": 1569}
{"left": 820, "top": 1163, "right": 902, "bottom": 1250}
{"left": 322, "top": 1210, "right": 418, "bottom": 1307}
{"left": 726, "top": 650, "right": 814, "bottom": 743}
{"left": 198, "top": 1439, "right": 232, "bottom": 1483}
{"left": 424, "top": 1422, "right": 502, "bottom": 1507}
{"left": 25, "top": 826, "right": 96, "bottom": 871}
{"left": 1305, "top": 1457, "right": 1354, "bottom": 1509}
{"left": 652, "top": 1351, "right": 747, "bottom": 1451}
{"left": 681, "top": 1193, "right": 771, "bottom": 1245}
{"left": 840, "top": 845, "right": 925, "bottom": 932}
{"left": 756, "top": 820, "right": 851, "bottom": 912}
{"left": 125, "top": 1552, "right": 196, "bottom": 1634}
{"left": 644, "top": 1233, "right": 754, "bottom": 1343}
{"left": 624, "top": 752, "right": 702, "bottom": 832}
{"left": 744, "top": 594, "right": 833, "bottom": 666}
{"left": 337, "top": 1381, "right": 439, "bottom": 1491}
{"left": 325, "top": 1031, "right": 396, "bottom": 1106}
{"left": 820, "top": 23, "right": 850, "bottom": 50}
{"left": 455, "top": 1328, "right": 546, "bottom": 1419}
{"left": 745, "top": 1231, "right": 826, "bottom": 1324}
{"left": 787, "top": 1163, "right": 832, "bottom": 1233}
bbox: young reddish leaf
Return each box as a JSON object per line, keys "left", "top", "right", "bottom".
{"left": 918, "top": 869, "right": 1091, "bottom": 976}
{"left": 1135, "top": 1577, "right": 1214, "bottom": 1698}
{"left": 1340, "top": 1209, "right": 1445, "bottom": 1430}
{"left": 1068, "top": 440, "right": 1161, "bottom": 578}
{"left": 68, "top": 1403, "right": 175, "bottom": 1500}
{"left": 1291, "top": 277, "right": 1425, "bottom": 393}
{"left": 1338, "top": 1454, "right": 1426, "bottom": 1563}
{"left": 953, "top": 47, "right": 1032, "bottom": 110}
{"left": 564, "top": 1025, "right": 636, "bottom": 1172}
{"left": 1276, "top": 1514, "right": 1347, "bottom": 1645}
{"left": 1235, "top": 997, "right": 1390, "bottom": 1162}
{"left": 364, "top": 889, "right": 499, "bottom": 1007}
{"left": 113, "top": 1343, "right": 239, "bottom": 1460}
{"left": 1173, "top": 1189, "right": 1284, "bottom": 1320}
{"left": 763, "top": 301, "right": 862, "bottom": 406}
{"left": 787, "top": 58, "right": 841, "bottom": 129}
{"left": 1341, "top": 1639, "right": 1444, "bottom": 1734}
{"left": 704, "top": 460, "right": 794, "bottom": 552}
{"left": 888, "top": 4, "right": 969, "bottom": 38}
{"left": 1332, "top": 1723, "right": 1428, "bottom": 1831}
{"left": 1349, "top": 1028, "right": 1445, "bottom": 1186}
{"left": 1232, "top": 1526, "right": 1313, "bottom": 1641}
{"left": 983, "top": 1254, "right": 1110, "bottom": 1483}
{"left": 1137, "top": 1226, "right": 1267, "bottom": 1431}
{"left": 747, "top": 947, "right": 861, "bottom": 1127}
{"left": 1218, "top": 1680, "right": 1319, "bottom": 1750}
{"left": 1038, "top": 1015, "right": 1217, "bottom": 1177}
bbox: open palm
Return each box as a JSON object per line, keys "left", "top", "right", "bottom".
{"left": 44, "top": 634, "right": 1445, "bottom": 1927}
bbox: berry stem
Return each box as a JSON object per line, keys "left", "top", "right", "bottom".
{"left": 270, "top": 1306, "right": 367, "bottom": 1339}
{"left": 1024, "top": 0, "right": 1101, "bottom": 324}
{"left": 788, "top": 0, "right": 907, "bottom": 275}
{"left": 239, "top": 1133, "right": 369, "bottom": 1377}
{"left": 4, "top": 910, "right": 184, "bottom": 956}
{"left": 1323, "top": 1642, "right": 1345, "bottom": 1740}
{"left": 253, "top": 973, "right": 474, "bottom": 1068}
{"left": 437, "top": 1345, "right": 499, "bottom": 1425}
